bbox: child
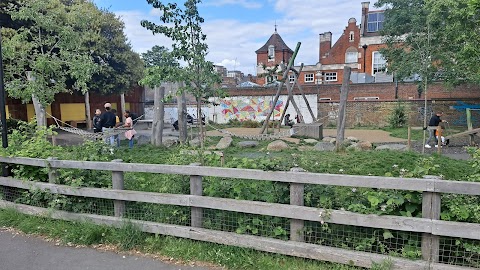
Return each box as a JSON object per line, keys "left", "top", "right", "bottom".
{"left": 123, "top": 110, "right": 137, "bottom": 148}
{"left": 284, "top": 114, "right": 294, "bottom": 128}
{"left": 435, "top": 127, "right": 449, "bottom": 147}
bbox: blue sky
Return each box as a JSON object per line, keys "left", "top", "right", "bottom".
{"left": 92, "top": 0, "right": 379, "bottom": 75}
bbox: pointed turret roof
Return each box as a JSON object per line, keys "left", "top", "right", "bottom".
{"left": 255, "top": 31, "right": 293, "bottom": 54}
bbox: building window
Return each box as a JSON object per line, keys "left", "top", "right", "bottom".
{"left": 367, "top": 12, "right": 384, "bottom": 32}
{"left": 324, "top": 72, "right": 337, "bottom": 82}
{"left": 372, "top": 51, "right": 387, "bottom": 75}
{"left": 288, "top": 74, "right": 295, "bottom": 83}
{"left": 268, "top": 45, "right": 275, "bottom": 61}
{"left": 267, "top": 75, "right": 277, "bottom": 83}
{"left": 305, "top": 73, "right": 314, "bottom": 83}
{"left": 345, "top": 51, "right": 358, "bottom": 63}
{"left": 349, "top": 31, "right": 354, "bottom": 42}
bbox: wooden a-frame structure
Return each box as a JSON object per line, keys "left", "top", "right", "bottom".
{"left": 259, "top": 42, "right": 316, "bottom": 134}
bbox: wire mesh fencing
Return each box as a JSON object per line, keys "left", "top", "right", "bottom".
{"left": 0, "top": 157, "right": 480, "bottom": 269}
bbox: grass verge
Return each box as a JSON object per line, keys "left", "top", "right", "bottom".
{"left": 0, "top": 208, "right": 361, "bottom": 270}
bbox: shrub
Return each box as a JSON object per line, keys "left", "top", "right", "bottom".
{"left": 241, "top": 120, "right": 260, "bottom": 128}
{"left": 387, "top": 102, "right": 407, "bottom": 128}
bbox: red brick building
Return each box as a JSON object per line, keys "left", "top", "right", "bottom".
{"left": 254, "top": 1, "right": 389, "bottom": 87}
{"left": 255, "top": 27, "right": 294, "bottom": 86}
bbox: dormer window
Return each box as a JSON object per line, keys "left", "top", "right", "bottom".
{"left": 367, "top": 12, "right": 384, "bottom": 32}
{"left": 268, "top": 45, "right": 275, "bottom": 61}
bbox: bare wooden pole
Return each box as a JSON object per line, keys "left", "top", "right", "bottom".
{"left": 335, "top": 66, "right": 351, "bottom": 150}
{"left": 260, "top": 42, "right": 301, "bottom": 134}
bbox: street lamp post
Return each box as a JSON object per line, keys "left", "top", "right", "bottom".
{"left": 0, "top": 28, "right": 9, "bottom": 176}
{"left": 362, "top": 44, "right": 368, "bottom": 74}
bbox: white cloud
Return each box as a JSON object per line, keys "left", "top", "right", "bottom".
{"left": 111, "top": 0, "right": 369, "bottom": 75}
{"left": 203, "top": 0, "right": 263, "bottom": 9}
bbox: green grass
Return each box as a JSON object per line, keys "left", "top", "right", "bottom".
{"left": 383, "top": 127, "right": 467, "bottom": 141}
{"left": 0, "top": 209, "right": 359, "bottom": 270}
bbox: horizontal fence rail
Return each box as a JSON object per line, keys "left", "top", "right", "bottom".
{"left": 0, "top": 156, "right": 479, "bottom": 269}
{"left": 0, "top": 156, "right": 479, "bottom": 195}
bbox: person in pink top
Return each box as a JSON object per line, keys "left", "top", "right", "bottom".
{"left": 123, "top": 110, "right": 137, "bottom": 148}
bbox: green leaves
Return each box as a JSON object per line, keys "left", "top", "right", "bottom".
{"left": 376, "top": 0, "right": 480, "bottom": 86}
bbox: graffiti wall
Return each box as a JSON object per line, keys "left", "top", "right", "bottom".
{"left": 208, "top": 95, "right": 318, "bottom": 124}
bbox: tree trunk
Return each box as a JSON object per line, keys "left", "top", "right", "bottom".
{"left": 151, "top": 85, "right": 165, "bottom": 146}
{"left": 177, "top": 86, "right": 187, "bottom": 144}
{"left": 32, "top": 94, "right": 46, "bottom": 127}
{"left": 336, "top": 66, "right": 351, "bottom": 151}
{"left": 85, "top": 91, "right": 92, "bottom": 130}
{"left": 196, "top": 98, "right": 204, "bottom": 148}
{"left": 120, "top": 93, "right": 126, "bottom": 123}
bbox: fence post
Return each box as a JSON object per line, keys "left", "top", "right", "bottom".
{"left": 111, "top": 159, "right": 125, "bottom": 218}
{"left": 436, "top": 126, "right": 442, "bottom": 155}
{"left": 46, "top": 157, "right": 58, "bottom": 184}
{"left": 290, "top": 168, "right": 305, "bottom": 242}
{"left": 421, "top": 175, "right": 441, "bottom": 263}
{"left": 190, "top": 163, "right": 203, "bottom": 228}
{"left": 407, "top": 126, "right": 411, "bottom": 150}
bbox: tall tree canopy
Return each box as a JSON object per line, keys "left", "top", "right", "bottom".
{"left": 376, "top": 0, "right": 480, "bottom": 86}
{"left": 141, "top": 0, "right": 221, "bottom": 148}
{"left": 139, "top": 45, "right": 180, "bottom": 88}
{"left": 2, "top": 0, "right": 99, "bottom": 106}
{"left": 87, "top": 10, "right": 144, "bottom": 95}
{"left": 1, "top": 0, "right": 143, "bottom": 103}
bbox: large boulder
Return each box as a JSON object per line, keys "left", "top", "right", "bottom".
{"left": 216, "top": 136, "right": 233, "bottom": 149}
{"left": 304, "top": 139, "right": 319, "bottom": 144}
{"left": 238, "top": 141, "right": 259, "bottom": 148}
{"left": 163, "top": 138, "right": 178, "bottom": 147}
{"left": 267, "top": 140, "right": 289, "bottom": 151}
{"left": 376, "top": 144, "right": 407, "bottom": 151}
{"left": 314, "top": 142, "right": 335, "bottom": 151}
{"left": 357, "top": 141, "right": 373, "bottom": 150}
{"left": 136, "top": 134, "right": 150, "bottom": 145}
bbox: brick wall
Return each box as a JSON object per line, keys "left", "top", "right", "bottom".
{"left": 319, "top": 99, "right": 480, "bottom": 128}
{"left": 226, "top": 82, "right": 480, "bottom": 128}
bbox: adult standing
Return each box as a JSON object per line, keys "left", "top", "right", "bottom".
{"left": 100, "top": 103, "right": 117, "bottom": 146}
{"left": 425, "top": 111, "right": 447, "bottom": 148}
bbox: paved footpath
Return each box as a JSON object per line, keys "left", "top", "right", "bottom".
{"left": 0, "top": 229, "right": 213, "bottom": 270}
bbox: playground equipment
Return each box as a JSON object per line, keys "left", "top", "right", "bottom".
{"left": 444, "top": 108, "right": 479, "bottom": 146}
{"left": 259, "top": 42, "right": 317, "bottom": 134}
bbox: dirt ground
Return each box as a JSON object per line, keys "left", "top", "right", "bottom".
{"left": 52, "top": 126, "right": 475, "bottom": 160}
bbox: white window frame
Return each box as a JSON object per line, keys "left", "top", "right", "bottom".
{"left": 367, "top": 12, "right": 384, "bottom": 32}
{"left": 372, "top": 51, "right": 387, "bottom": 75}
{"left": 268, "top": 45, "right": 275, "bottom": 61}
{"left": 266, "top": 75, "right": 278, "bottom": 83}
{"left": 288, "top": 74, "right": 295, "bottom": 83}
{"left": 349, "top": 31, "right": 354, "bottom": 42}
{"left": 324, "top": 72, "right": 337, "bottom": 82}
{"left": 304, "top": 73, "right": 314, "bottom": 83}
{"left": 345, "top": 51, "right": 358, "bottom": 63}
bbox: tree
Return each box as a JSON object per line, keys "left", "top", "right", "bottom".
{"left": 141, "top": 0, "right": 221, "bottom": 149}
{"left": 376, "top": 0, "right": 480, "bottom": 86}
{"left": 139, "top": 45, "right": 180, "bottom": 146}
{"left": 374, "top": 0, "right": 478, "bottom": 152}
{"left": 2, "top": 0, "right": 99, "bottom": 126}
{"left": 86, "top": 10, "right": 144, "bottom": 95}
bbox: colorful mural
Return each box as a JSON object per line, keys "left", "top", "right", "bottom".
{"left": 220, "top": 98, "right": 284, "bottom": 121}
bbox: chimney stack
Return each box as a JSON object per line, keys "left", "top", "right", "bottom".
{"left": 319, "top": 32, "right": 332, "bottom": 63}
{"left": 361, "top": 2, "right": 370, "bottom": 36}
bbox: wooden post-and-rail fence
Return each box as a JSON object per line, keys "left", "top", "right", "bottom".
{"left": 0, "top": 156, "right": 479, "bottom": 270}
